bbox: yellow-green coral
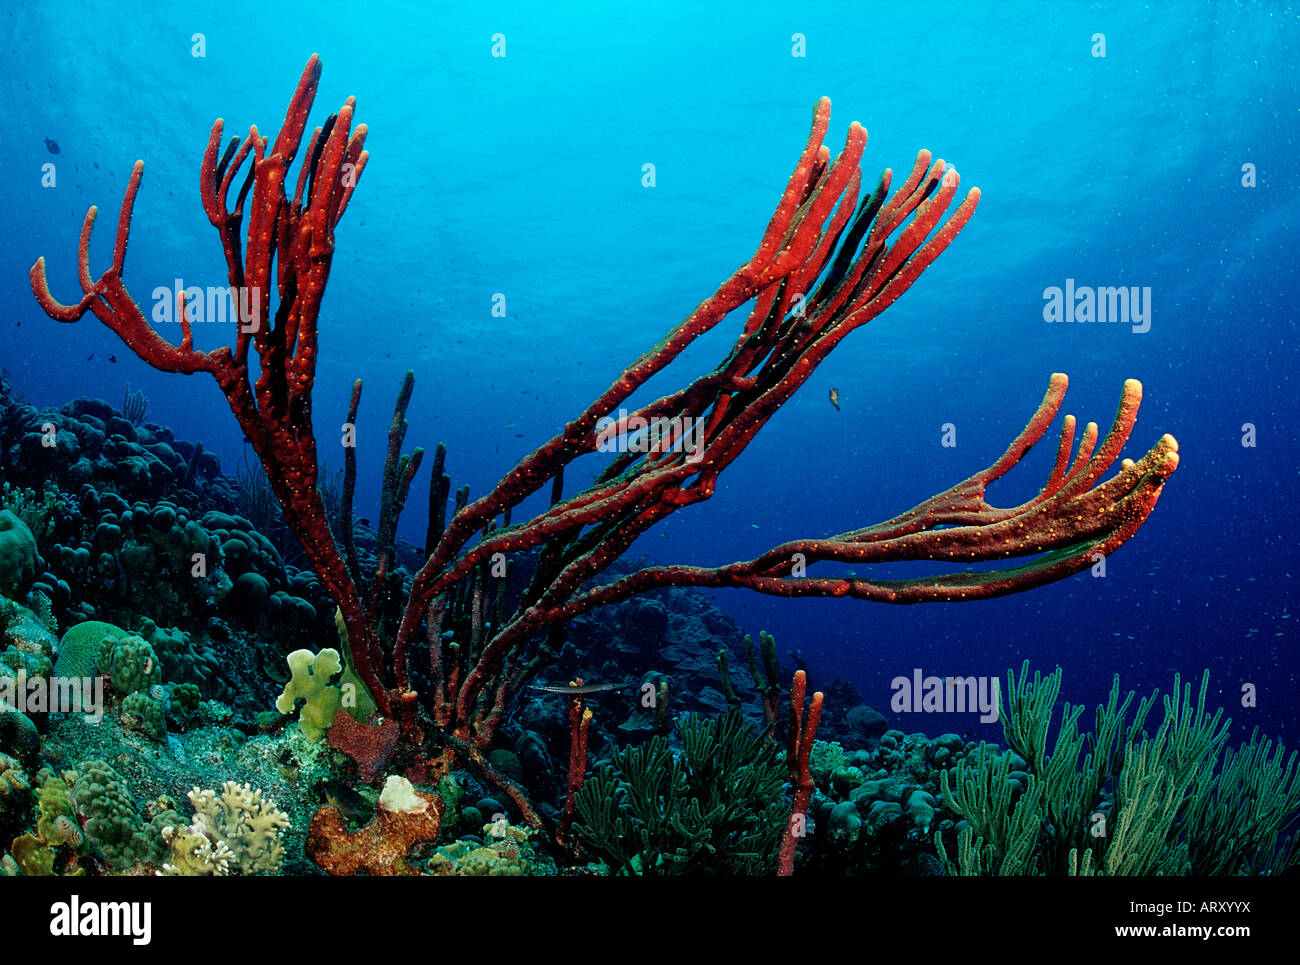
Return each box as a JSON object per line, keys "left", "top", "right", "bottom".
{"left": 275, "top": 648, "right": 343, "bottom": 742}
{"left": 183, "top": 782, "right": 289, "bottom": 875}
{"left": 10, "top": 832, "right": 56, "bottom": 876}
{"left": 159, "top": 825, "right": 235, "bottom": 876}
{"left": 4, "top": 771, "right": 87, "bottom": 876}
{"left": 35, "top": 773, "right": 80, "bottom": 847}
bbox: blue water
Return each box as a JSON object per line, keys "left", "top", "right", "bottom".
{"left": 3, "top": 1, "right": 1297, "bottom": 746}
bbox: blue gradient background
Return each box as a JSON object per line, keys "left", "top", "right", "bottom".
{"left": 2, "top": 1, "right": 1296, "bottom": 745}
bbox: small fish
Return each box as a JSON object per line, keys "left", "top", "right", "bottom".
{"left": 529, "top": 681, "right": 633, "bottom": 695}
{"left": 321, "top": 780, "right": 365, "bottom": 819}
{"left": 829, "top": 387, "right": 840, "bottom": 411}
{"left": 44, "top": 137, "right": 60, "bottom": 155}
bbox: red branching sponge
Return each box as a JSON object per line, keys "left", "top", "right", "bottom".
{"left": 778, "top": 670, "right": 823, "bottom": 876}
{"left": 554, "top": 681, "right": 593, "bottom": 850}
{"left": 326, "top": 710, "right": 401, "bottom": 784}
{"left": 30, "top": 55, "right": 389, "bottom": 717}
{"left": 31, "top": 55, "right": 1180, "bottom": 789}
{"left": 307, "top": 777, "right": 442, "bottom": 876}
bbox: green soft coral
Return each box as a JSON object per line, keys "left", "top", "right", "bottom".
{"left": 939, "top": 663, "right": 1300, "bottom": 877}
{"left": 574, "top": 708, "right": 787, "bottom": 876}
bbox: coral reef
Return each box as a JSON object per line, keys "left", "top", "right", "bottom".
{"left": 28, "top": 55, "right": 1179, "bottom": 788}
{"left": 10, "top": 50, "right": 1292, "bottom": 886}
{"left": 805, "top": 729, "right": 974, "bottom": 875}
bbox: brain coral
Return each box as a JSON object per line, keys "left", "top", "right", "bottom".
{"left": 0, "top": 511, "right": 37, "bottom": 598}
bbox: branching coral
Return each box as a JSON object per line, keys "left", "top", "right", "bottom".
{"left": 180, "top": 782, "right": 290, "bottom": 875}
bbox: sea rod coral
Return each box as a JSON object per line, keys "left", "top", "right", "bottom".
{"left": 29, "top": 56, "right": 1180, "bottom": 788}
